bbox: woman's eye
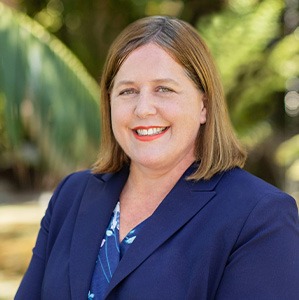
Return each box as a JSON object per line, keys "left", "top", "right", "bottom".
{"left": 119, "top": 89, "right": 137, "bottom": 95}
{"left": 157, "top": 86, "right": 173, "bottom": 93}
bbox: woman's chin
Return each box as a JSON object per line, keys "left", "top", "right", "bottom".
{"left": 130, "top": 156, "right": 169, "bottom": 171}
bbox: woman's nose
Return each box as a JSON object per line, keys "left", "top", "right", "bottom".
{"left": 134, "top": 92, "right": 157, "bottom": 118}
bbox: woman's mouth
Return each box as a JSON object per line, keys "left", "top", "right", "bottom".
{"left": 135, "top": 127, "right": 168, "bottom": 136}
{"left": 132, "top": 126, "right": 169, "bottom": 141}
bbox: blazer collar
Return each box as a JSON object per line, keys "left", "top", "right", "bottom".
{"left": 105, "top": 165, "right": 224, "bottom": 297}
{"left": 69, "top": 166, "right": 129, "bottom": 299}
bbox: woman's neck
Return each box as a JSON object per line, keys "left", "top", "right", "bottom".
{"left": 128, "top": 157, "right": 195, "bottom": 189}
{"left": 118, "top": 159, "right": 195, "bottom": 241}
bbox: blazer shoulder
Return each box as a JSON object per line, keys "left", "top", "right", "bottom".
{"left": 53, "top": 169, "right": 108, "bottom": 195}
{"left": 58, "top": 169, "right": 93, "bottom": 188}
{"left": 217, "top": 167, "right": 297, "bottom": 210}
{"left": 46, "top": 170, "right": 106, "bottom": 216}
{"left": 43, "top": 170, "right": 109, "bottom": 244}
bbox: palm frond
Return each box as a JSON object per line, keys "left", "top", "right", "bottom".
{"left": 0, "top": 2, "right": 101, "bottom": 177}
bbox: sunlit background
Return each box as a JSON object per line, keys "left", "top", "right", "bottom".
{"left": 0, "top": 0, "right": 298, "bottom": 299}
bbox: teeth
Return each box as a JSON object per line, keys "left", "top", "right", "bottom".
{"left": 136, "top": 127, "right": 167, "bottom": 136}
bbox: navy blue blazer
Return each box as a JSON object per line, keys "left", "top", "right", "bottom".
{"left": 16, "top": 165, "right": 299, "bottom": 299}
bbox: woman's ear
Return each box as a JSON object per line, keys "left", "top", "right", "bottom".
{"left": 199, "top": 94, "right": 207, "bottom": 124}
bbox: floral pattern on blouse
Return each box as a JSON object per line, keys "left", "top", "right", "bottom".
{"left": 88, "top": 201, "right": 144, "bottom": 299}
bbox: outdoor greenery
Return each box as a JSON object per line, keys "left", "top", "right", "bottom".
{"left": 0, "top": 0, "right": 298, "bottom": 194}
{"left": 0, "top": 1, "right": 100, "bottom": 187}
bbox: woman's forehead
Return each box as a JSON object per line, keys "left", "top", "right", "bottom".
{"left": 114, "top": 43, "right": 186, "bottom": 79}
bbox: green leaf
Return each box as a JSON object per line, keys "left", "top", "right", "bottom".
{"left": 0, "top": 3, "right": 101, "bottom": 175}
{"left": 197, "top": 0, "right": 299, "bottom": 142}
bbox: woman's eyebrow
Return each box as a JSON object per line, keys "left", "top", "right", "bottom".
{"left": 114, "top": 80, "right": 135, "bottom": 89}
{"left": 113, "top": 78, "right": 180, "bottom": 90}
{"left": 151, "top": 78, "right": 180, "bottom": 86}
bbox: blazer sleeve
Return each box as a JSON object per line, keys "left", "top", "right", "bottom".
{"left": 15, "top": 174, "right": 72, "bottom": 300}
{"left": 215, "top": 192, "right": 299, "bottom": 300}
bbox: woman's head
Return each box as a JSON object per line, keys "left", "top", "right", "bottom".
{"left": 93, "top": 16, "right": 246, "bottom": 179}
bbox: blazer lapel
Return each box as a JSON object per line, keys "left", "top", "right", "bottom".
{"left": 69, "top": 167, "right": 129, "bottom": 299}
{"left": 105, "top": 169, "right": 224, "bottom": 297}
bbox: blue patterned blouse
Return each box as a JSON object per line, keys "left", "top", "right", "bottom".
{"left": 88, "top": 202, "right": 145, "bottom": 299}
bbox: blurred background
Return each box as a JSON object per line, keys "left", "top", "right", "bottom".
{"left": 0, "top": 0, "right": 298, "bottom": 299}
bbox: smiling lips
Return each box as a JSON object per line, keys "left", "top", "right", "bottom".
{"left": 133, "top": 126, "right": 169, "bottom": 141}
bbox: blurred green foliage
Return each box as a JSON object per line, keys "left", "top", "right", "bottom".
{"left": 198, "top": 0, "right": 293, "bottom": 138}
{"left": 0, "top": 2, "right": 100, "bottom": 187}
{"left": 0, "top": 0, "right": 298, "bottom": 195}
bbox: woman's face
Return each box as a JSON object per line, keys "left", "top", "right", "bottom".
{"left": 110, "top": 43, "right": 206, "bottom": 173}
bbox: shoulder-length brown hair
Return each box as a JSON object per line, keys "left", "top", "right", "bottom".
{"left": 92, "top": 16, "right": 246, "bottom": 180}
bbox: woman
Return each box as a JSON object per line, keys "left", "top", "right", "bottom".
{"left": 16, "top": 16, "right": 299, "bottom": 299}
